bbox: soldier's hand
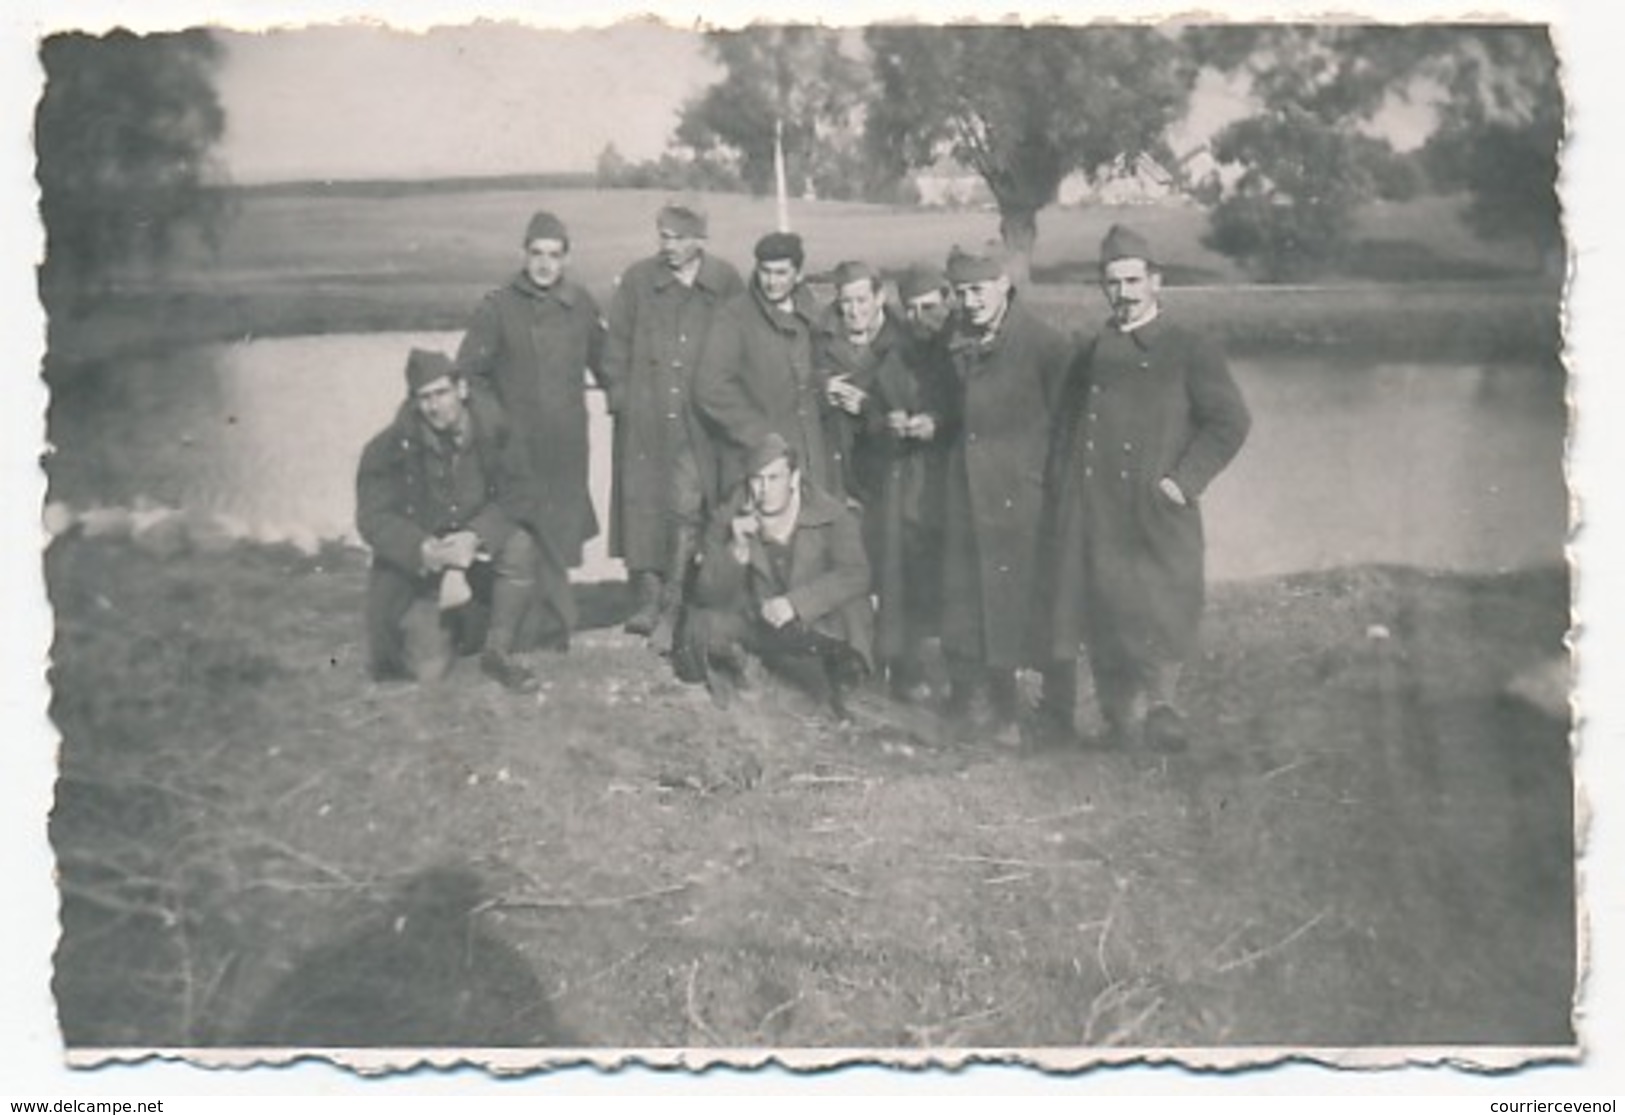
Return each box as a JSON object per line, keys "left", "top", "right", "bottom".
{"left": 729, "top": 514, "right": 758, "bottom": 563}
{"left": 760, "top": 596, "right": 796, "bottom": 628}
{"left": 906, "top": 414, "right": 937, "bottom": 441}
{"left": 443, "top": 530, "right": 481, "bottom": 569}
{"left": 886, "top": 409, "right": 910, "bottom": 436}
{"left": 826, "top": 375, "right": 866, "bottom": 415}
{"left": 420, "top": 536, "right": 451, "bottom": 573}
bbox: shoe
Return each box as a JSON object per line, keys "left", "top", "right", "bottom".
{"left": 892, "top": 679, "right": 935, "bottom": 707}
{"left": 623, "top": 573, "right": 662, "bottom": 636}
{"left": 647, "top": 606, "right": 678, "bottom": 654}
{"left": 991, "top": 717, "right": 1023, "bottom": 749}
{"left": 1102, "top": 716, "right": 1142, "bottom": 751}
{"left": 481, "top": 649, "right": 539, "bottom": 694}
{"left": 1026, "top": 710, "right": 1078, "bottom": 750}
{"left": 624, "top": 606, "right": 660, "bottom": 638}
{"left": 1144, "top": 704, "right": 1189, "bottom": 753}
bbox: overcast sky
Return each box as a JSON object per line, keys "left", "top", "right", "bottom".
{"left": 212, "top": 22, "right": 1295, "bottom": 184}
{"left": 210, "top": 21, "right": 1442, "bottom": 184}
{"left": 216, "top": 22, "right": 721, "bottom": 181}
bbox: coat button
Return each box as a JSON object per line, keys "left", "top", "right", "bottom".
{"left": 1090, "top": 385, "right": 1101, "bottom": 394}
{"left": 1083, "top": 466, "right": 1093, "bottom": 478}
{"left": 1085, "top": 439, "right": 1094, "bottom": 451}
{"left": 1003, "top": 498, "right": 1013, "bottom": 509}
{"left": 1120, "top": 470, "right": 1130, "bottom": 480}
{"left": 1123, "top": 442, "right": 1133, "bottom": 451}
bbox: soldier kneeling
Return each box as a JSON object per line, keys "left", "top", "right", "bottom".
{"left": 355, "top": 349, "right": 545, "bottom": 693}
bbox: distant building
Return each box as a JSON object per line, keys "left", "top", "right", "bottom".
{"left": 1176, "top": 145, "right": 1221, "bottom": 191}
{"left": 912, "top": 156, "right": 994, "bottom": 209}
{"left": 1055, "top": 150, "right": 1220, "bottom": 208}
{"left": 1092, "top": 152, "right": 1180, "bottom": 206}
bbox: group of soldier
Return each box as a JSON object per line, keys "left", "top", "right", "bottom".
{"left": 355, "top": 198, "right": 1251, "bottom": 753}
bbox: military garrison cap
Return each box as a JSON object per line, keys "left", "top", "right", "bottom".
{"left": 1100, "top": 223, "right": 1155, "bottom": 266}
{"left": 523, "top": 209, "right": 570, "bottom": 248}
{"left": 753, "top": 231, "right": 805, "bottom": 268}
{"left": 404, "top": 348, "right": 458, "bottom": 394}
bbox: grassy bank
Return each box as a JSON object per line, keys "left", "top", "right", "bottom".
{"left": 48, "top": 534, "right": 1574, "bottom": 1055}
{"left": 40, "top": 189, "right": 1561, "bottom": 370}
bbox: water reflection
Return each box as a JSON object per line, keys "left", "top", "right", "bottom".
{"left": 1207, "top": 354, "right": 1567, "bottom": 580}
{"left": 44, "top": 333, "right": 1568, "bottom": 582}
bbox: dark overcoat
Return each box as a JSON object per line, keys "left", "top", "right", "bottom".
{"left": 355, "top": 392, "right": 538, "bottom": 670}
{"left": 602, "top": 253, "right": 745, "bottom": 567}
{"left": 692, "top": 282, "right": 838, "bottom": 500}
{"left": 1043, "top": 315, "right": 1251, "bottom": 666}
{"left": 455, "top": 272, "right": 607, "bottom": 568}
{"left": 355, "top": 393, "right": 536, "bottom": 577}
{"left": 838, "top": 322, "right": 955, "bottom": 661}
{"left": 814, "top": 309, "right": 905, "bottom": 510}
{"left": 692, "top": 479, "right": 874, "bottom": 667}
{"left": 939, "top": 300, "right": 1075, "bottom": 670}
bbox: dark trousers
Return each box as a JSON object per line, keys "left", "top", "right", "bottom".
{"left": 752, "top": 621, "right": 867, "bottom": 708}
{"left": 514, "top": 532, "right": 575, "bottom": 650}
{"left": 682, "top": 608, "right": 866, "bottom": 713}
{"left": 366, "top": 530, "right": 536, "bottom": 681}
{"left": 1086, "top": 637, "right": 1183, "bottom": 733}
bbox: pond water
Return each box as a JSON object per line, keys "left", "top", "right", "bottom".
{"left": 45, "top": 332, "right": 1568, "bottom": 583}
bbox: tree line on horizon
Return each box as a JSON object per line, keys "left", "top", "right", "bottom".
{"left": 35, "top": 23, "right": 1562, "bottom": 305}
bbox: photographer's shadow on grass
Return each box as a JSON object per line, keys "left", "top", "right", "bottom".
{"left": 234, "top": 864, "right": 574, "bottom": 1048}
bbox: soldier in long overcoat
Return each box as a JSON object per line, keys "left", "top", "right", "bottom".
{"left": 819, "top": 261, "right": 955, "bottom": 695}
{"left": 693, "top": 231, "right": 838, "bottom": 503}
{"left": 455, "top": 209, "right": 608, "bottom": 650}
{"left": 817, "top": 260, "right": 898, "bottom": 513}
{"left": 1044, "top": 224, "right": 1251, "bottom": 751}
{"left": 601, "top": 200, "right": 744, "bottom": 641}
{"left": 938, "top": 245, "right": 1077, "bottom": 743}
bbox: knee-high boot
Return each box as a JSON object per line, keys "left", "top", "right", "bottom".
{"left": 648, "top": 519, "right": 699, "bottom": 655}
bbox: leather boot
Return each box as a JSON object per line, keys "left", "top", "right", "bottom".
{"left": 1031, "top": 660, "right": 1079, "bottom": 747}
{"left": 649, "top": 520, "right": 699, "bottom": 655}
{"left": 623, "top": 570, "right": 663, "bottom": 636}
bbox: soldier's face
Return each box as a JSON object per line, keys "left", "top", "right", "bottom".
{"left": 1101, "top": 258, "right": 1162, "bottom": 327}
{"left": 954, "top": 276, "right": 1011, "bottom": 329}
{"left": 904, "top": 290, "right": 951, "bottom": 340}
{"left": 755, "top": 258, "right": 801, "bottom": 304}
{"left": 749, "top": 455, "right": 799, "bottom": 517}
{"left": 836, "top": 278, "right": 882, "bottom": 336}
{"left": 523, "top": 237, "right": 569, "bottom": 289}
{"left": 415, "top": 375, "right": 469, "bottom": 432}
{"left": 658, "top": 226, "right": 704, "bottom": 271}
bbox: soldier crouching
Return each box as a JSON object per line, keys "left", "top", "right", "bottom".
{"left": 679, "top": 432, "right": 873, "bottom": 718}
{"left": 355, "top": 348, "right": 544, "bottom": 694}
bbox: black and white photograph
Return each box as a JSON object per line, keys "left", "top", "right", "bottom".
{"left": 7, "top": 0, "right": 1623, "bottom": 1093}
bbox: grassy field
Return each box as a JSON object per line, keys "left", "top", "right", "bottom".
{"left": 43, "top": 187, "right": 1561, "bottom": 369}
{"left": 48, "top": 535, "right": 1573, "bottom": 1054}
